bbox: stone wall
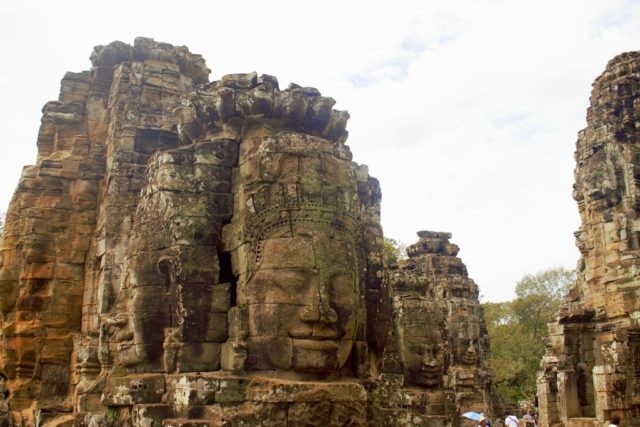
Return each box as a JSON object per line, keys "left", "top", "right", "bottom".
{"left": 0, "top": 38, "right": 496, "bottom": 427}
{"left": 537, "top": 52, "right": 640, "bottom": 427}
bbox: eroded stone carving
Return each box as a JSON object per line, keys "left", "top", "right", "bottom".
{"left": 171, "top": 72, "right": 387, "bottom": 382}
{"left": 537, "top": 52, "right": 640, "bottom": 427}
{"left": 371, "top": 231, "right": 498, "bottom": 425}
{"left": 0, "top": 38, "right": 496, "bottom": 426}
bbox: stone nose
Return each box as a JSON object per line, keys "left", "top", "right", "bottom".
{"left": 300, "top": 303, "right": 338, "bottom": 325}
{"left": 419, "top": 344, "right": 437, "bottom": 366}
{"left": 422, "top": 350, "right": 438, "bottom": 367}
{"left": 466, "top": 342, "right": 476, "bottom": 354}
{"left": 300, "top": 275, "right": 338, "bottom": 325}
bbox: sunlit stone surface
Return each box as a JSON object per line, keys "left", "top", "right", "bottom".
{"left": 0, "top": 38, "right": 496, "bottom": 426}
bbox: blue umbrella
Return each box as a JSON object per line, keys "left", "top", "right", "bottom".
{"left": 462, "top": 412, "right": 483, "bottom": 421}
{"left": 462, "top": 412, "right": 490, "bottom": 425}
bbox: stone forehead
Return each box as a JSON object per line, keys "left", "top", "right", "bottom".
{"left": 257, "top": 234, "right": 357, "bottom": 271}
{"left": 244, "top": 205, "right": 365, "bottom": 269}
{"left": 395, "top": 299, "right": 442, "bottom": 326}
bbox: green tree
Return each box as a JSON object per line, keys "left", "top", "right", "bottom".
{"left": 513, "top": 267, "right": 574, "bottom": 340}
{"left": 383, "top": 237, "right": 407, "bottom": 265}
{"left": 483, "top": 266, "right": 575, "bottom": 405}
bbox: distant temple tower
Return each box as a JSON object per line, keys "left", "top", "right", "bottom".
{"left": 537, "top": 52, "right": 640, "bottom": 427}
{"left": 376, "top": 231, "right": 499, "bottom": 424}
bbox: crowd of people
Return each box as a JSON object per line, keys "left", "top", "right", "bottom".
{"left": 493, "top": 408, "right": 537, "bottom": 427}
{"left": 488, "top": 409, "right": 621, "bottom": 426}
{"left": 472, "top": 408, "right": 620, "bottom": 427}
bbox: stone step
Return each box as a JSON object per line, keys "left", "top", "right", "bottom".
{"left": 186, "top": 404, "right": 252, "bottom": 425}
{"left": 186, "top": 403, "right": 287, "bottom": 425}
{"left": 162, "top": 419, "right": 212, "bottom": 427}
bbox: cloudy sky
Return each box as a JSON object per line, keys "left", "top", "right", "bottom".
{"left": 1, "top": 0, "right": 639, "bottom": 301}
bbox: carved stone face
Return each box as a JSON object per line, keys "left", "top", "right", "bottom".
{"left": 453, "top": 311, "right": 480, "bottom": 366}
{"left": 397, "top": 299, "right": 445, "bottom": 387}
{"left": 243, "top": 231, "right": 360, "bottom": 373}
{"left": 405, "top": 339, "right": 444, "bottom": 387}
{"left": 115, "top": 244, "right": 224, "bottom": 373}
{"left": 116, "top": 253, "right": 177, "bottom": 371}
{"left": 457, "top": 338, "right": 478, "bottom": 365}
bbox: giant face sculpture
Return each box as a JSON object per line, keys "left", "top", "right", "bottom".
{"left": 405, "top": 341, "right": 444, "bottom": 387}
{"left": 115, "top": 237, "right": 226, "bottom": 373}
{"left": 396, "top": 298, "right": 445, "bottom": 387}
{"left": 222, "top": 126, "right": 371, "bottom": 376}
{"left": 452, "top": 307, "right": 480, "bottom": 366}
{"left": 115, "top": 253, "right": 177, "bottom": 371}
{"left": 110, "top": 147, "right": 229, "bottom": 373}
{"left": 243, "top": 227, "right": 360, "bottom": 373}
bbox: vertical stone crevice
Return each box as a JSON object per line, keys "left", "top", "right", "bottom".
{"left": 217, "top": 248, "right": 236, "bottom": 307}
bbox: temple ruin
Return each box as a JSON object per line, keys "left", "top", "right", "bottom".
{"left": 537, "top": 52, "right": 640, "bottom": 427}
{"left": 0, "top": 38, "right": 497, "bottom": 426}
{"left": 374, "top": 231, "right": 498, "bottom": 425}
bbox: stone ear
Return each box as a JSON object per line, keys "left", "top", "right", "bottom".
{"left": 157, "top": 259, "right": 174, "bottom": 288}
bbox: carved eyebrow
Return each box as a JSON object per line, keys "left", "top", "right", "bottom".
{"left": 252, "top": 268, "right": 353, "bottom": 285}
{"left": 253, "top": 267, "right": 314, "bottom": 274}
{"left": 327, "top": 270, "right": 353, "bottom": 277}
{"left": 250, "top": 269, "right": 311, "bottom": 286}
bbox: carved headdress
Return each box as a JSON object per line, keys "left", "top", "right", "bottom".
{"left": 227, "top": 184, "right": 367, "bottom": 278}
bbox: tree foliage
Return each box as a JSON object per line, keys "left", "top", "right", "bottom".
{"left": 383, "top": 237, "right": 407, "bottom": 265}
{"left": 482, "top": 266, "right": 575, "bottom": 405}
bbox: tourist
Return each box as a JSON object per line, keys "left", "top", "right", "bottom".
{"left": 609, "top": 414, "right": 620, "bottom": 427}
{"left": 522, "top": 408, "right": 537, "bottom": 426}
{"left": 504, "top": 412, "right": 518, "bottom": 427}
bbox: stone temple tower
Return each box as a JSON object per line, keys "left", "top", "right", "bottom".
{"left": 0, "top": 38, "right": 497, "bottom": 426}
{"left": 537, "top": 52, "right": 640, "bottom": 427}
{"left": 375, "top": 231, "right": 498, "bottom": 425}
